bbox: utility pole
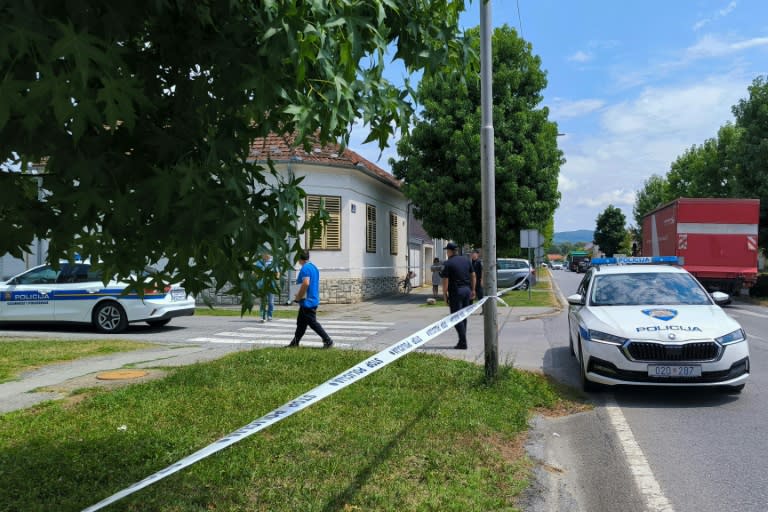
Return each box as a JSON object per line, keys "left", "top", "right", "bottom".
{"left": 480, "top": 0, "right": 498, "bottom": 381}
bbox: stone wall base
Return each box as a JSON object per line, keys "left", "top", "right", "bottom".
{"left": 196, "top": 276, "right": 400, "bottom": 306}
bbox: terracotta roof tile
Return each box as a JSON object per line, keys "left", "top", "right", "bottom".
{"left": 250, "top": 134, "right": 401, "bottom": 190}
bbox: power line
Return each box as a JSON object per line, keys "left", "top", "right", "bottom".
{"left": 516, "top": 0, "right": 524, "bottom": 39}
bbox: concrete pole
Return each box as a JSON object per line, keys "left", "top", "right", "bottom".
{"left": 480, "top": 0, "right": 498, "bottom": 381}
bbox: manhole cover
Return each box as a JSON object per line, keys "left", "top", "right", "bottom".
{"left": 96, "top": 369, "right": 149, "bottom": 380}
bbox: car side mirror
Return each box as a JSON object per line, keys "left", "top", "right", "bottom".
{"left": 711, "top": 291, "right": 731, "bottom": 306}
{"left": 567, "top": 293, "right": 585, "bottom": 306}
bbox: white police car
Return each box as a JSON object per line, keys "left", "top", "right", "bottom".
{"left": 567, "top": 257, "right": 749, "bottom": 392}
{"left": 0, "top": 261, "right": 195, "bottom": 333}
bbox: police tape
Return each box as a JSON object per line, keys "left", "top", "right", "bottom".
{"left": 82, "top": 296, "right": 490, "bottom": 512}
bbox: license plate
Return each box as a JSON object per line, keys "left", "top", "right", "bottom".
{"left": 171, "top": 289, "right": 187, "bottom": 301}
{"left": 647, "top": 365, "right": 701, "bottom": 378}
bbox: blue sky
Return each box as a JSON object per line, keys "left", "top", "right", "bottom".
{"left": 348, "top": 0, "right": 768, "bottom": 233}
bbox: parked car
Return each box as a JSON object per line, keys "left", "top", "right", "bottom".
{"left": 551, "top": 262, "right": 564, "bottom": 270}
{"left": 0, "top": 261, "right": 195, "bottom": 333}
{"left": 497, "top": 258, "right": 536, "bottom": 290}
{"left": 567, "top": 256, "right": 749, "bottom": 392}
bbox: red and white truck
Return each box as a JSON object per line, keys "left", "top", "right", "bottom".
{"left": 642, "top": 197, "right": 760, "bottom": 295}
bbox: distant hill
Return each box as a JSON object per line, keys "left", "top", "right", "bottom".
{"left": 553, "top": 230, "right": 594, "bottom": 244}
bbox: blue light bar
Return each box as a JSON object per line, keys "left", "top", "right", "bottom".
{"left": 591, "top": 256, "right": 679, "bottom": 265}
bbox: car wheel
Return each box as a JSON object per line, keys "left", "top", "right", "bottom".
{"left": 146, "top": 319, "right": 171, "bottom": 328}
{"left": 519, "top": 280, "right": 529, "bottom": 291}
{"left": 578, "top": 337, "right": 599, "bottom": 392}
{"left": 93, "top": 301, "right": 128, "bottom": 333}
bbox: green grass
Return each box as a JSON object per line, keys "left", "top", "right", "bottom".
{"left": 0, "top": 348, "right": 585, "bottom": 512}
{"left": 0, "top": 339, "right": 156, "bottom": 383}
{"left": 425, "top": 274, "right": 558, "bottom": 309}
{"left": 195, "top": 307, "right": 296, "bottom": 319}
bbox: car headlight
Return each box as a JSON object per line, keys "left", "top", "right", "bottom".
{"left": 715, "top": 328, "right": 746, "bottom": 345}
{"left": 587, "top": 329, "right": 628, "bottom": 346}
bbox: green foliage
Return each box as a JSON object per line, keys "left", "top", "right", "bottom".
{"left": 633, "top": 174, "right": 671, "bottom": 239}
{"left": 749, "top": 273, "right": 768, "bottom": 298}
{"left": 667, "top": 123, "right": 741, "bottom": 199}
{"left": 593, "top": 205, "right": 626, "bottom": 257}
{"left": 392, "top": 25, "right": 562, "bottom": 252}
{"left": 732, "top": 76, "right": 768, "bottom": 250}
{"left": 0, "top": 0, "right": 467, "bottom": 306}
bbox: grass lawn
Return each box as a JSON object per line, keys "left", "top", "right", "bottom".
{"left": 0, "top": 339, "right": 156, "bottom": 383}
{"left": 0, "top": 348, "right": 586, "bottom": 512}
{"left": 195, "top": 306, "right": 296, "bottom": 319}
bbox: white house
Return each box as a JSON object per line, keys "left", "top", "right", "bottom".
{"left": 246, "top": 134, "right": 429, "bottom": 304}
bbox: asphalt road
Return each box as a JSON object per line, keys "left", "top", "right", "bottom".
{"left": 535, "top": 270, "right": 768, "bottom": 512}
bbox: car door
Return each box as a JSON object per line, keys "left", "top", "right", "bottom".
{"left": 0, "top": 265, "right": 61, "bottom": 321}
{"left": 568, "top": 270, "right": 593, "bottom": 347}
{"left": 53, "top": 263, "right": 109, "bottom": 322}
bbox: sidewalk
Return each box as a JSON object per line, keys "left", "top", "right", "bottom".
{"left": 0, "top": 280, "right": 566, "bottom": 415}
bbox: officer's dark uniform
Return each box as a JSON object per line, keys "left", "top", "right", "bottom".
{"left": 440, "top": 250, "right": 475, "bottom": 349}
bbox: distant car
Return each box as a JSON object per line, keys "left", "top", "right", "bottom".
{"left": 497, "top": 258, "right": 536, "bottom": 290}
{"left": 567, "top": 256, "right": 749, "bottom": 392}
{"left": 551, "top": 263, "right": 564, "bottom": 270}
{"left": 0, "top": 261, "right": 195, "bottom": 333}
{"left": 577, "top": 259, "right": 591, "bottom": 273}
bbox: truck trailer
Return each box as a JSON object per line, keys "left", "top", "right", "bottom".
{"left": 642, "top": 197, "right": 760, "bottom": 295}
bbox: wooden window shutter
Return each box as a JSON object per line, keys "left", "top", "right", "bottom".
{"left": 390, "top": 212, "right": 398, "bottom": 255}
{"left": 366, "top": 204, "right": 377, "bottom": 253}
{"left": 306, "top": 195, "right": 342, "bottom": 250}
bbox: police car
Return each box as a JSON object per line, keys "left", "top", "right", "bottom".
{"left": 567, "top": 256, "right": 749, "bottom": 392}
{"left": 0, "top": 261, "right": 195, "bottom": 333}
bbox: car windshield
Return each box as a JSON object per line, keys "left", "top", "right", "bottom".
{"left": 590, "top": 272, "right": 712, "bottom": 306}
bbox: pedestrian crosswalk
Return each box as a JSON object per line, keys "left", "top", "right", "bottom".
{"left": 187, "top": 318, "right": 394, "bottom": 348}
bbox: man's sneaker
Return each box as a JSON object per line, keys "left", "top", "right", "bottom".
{"left": 267, "top": 317, "right": 273, "bottom": 322}
{"left": 453, "top": 343, "right": 467, "bottom": 350}
{"left": 322, "top": 339, "right": 334, "bottom": 349}
{"left": 286, "top": 339, "right": 299, "bottom": 348}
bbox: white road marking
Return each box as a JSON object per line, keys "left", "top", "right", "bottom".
{"left": 728, "top": 308, "right": 768, "bottom": 319}
{"left": 605, "top": 398, "right": 675, "bottom": 512}
{"left": 186, "top": 319, "right": 393, "bottom": 346}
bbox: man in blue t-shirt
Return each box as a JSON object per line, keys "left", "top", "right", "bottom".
{"left": 287, "top": 251, "right": 333, "bottom": 348}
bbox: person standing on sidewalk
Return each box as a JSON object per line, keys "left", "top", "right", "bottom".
{"left": 431, "top": 257, "right": 442, "bottom": 299}
{"left": 287, "top": 251, "right": 334, "bottom": 348}
{"left": 440, "top": 243, "right": 475, "bottom": 349}
{"left": 256, "top": 252, "right": 279, "bottom": 322}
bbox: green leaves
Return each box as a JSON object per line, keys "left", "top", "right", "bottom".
{"left": 393, "top": 24, "right": 561, "bottom": 253}
{"left": 1, "top": 0, "right": 468, "bottom": 303}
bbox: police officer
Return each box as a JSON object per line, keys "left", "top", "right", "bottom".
{"left": 440, "top": 242, "right": 476, "bottom": 349}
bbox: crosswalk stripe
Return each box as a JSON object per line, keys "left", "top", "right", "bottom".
{"left": 238, "top": 326, "right": 379, "bottom": 335}
{"left": 214, "top": 331, "right": 363, "bottom": 341}
{"left": 190, "top": 338, "right": 351, "bottom": 348}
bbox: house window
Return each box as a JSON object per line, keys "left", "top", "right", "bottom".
{"left": 390, "top": 212, "right": 398, "bottom": 255}
{"left": 366, "top": 204, "right": 377, "bottom": 253}
{"left": 306, "top": 195, "right": 342, "bottom": 250}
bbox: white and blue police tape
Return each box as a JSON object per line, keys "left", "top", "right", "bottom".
{"left": 82, "top": 297, "right": 489, "bottom": 512}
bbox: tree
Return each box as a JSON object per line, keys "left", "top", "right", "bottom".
{"left": 391, "top": 25, "right": 562, "bottom": 253}
{"left": 632, "top": 174, "right": 670, "bottom": 240}
{"left": 732, "top": 75, "right": 768, "bottom": 251}
{"left": 0, "top": 1, "right": 467, "bottom": 308}
{"left": 667, "top": 123, "right": 740, "bottom": 199}
{"left": 594, "top": 205, "right": 626, "bottom": 257}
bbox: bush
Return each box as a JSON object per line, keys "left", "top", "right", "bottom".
{"left": 749, "top": 273, "right": 768, "bottom": 297}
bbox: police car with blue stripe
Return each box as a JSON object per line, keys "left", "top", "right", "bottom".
{"left": 567, "top": 256, "right": 749, "bottom": 392}
{"left": 0, "top": 260, "right": 195, "bottom": 333}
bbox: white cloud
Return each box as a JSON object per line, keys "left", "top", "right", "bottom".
{"left": 685, "top": 34, "right": 768, "bottom": 59}
{"left": 567, "top": 50, "right": 592, "bottom": 63}
{"left": 549, "top": 98, "right": 605, "bottom": 120}
{"left": 578, "top": 189, "right": 636, "bottom": 208}
{"left": 693, "top": 0, "right": 738, "bottom": 31}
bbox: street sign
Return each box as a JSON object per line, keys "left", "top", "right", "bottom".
{"left": 520, "top": 229, "right": 543, "bottom": 248}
